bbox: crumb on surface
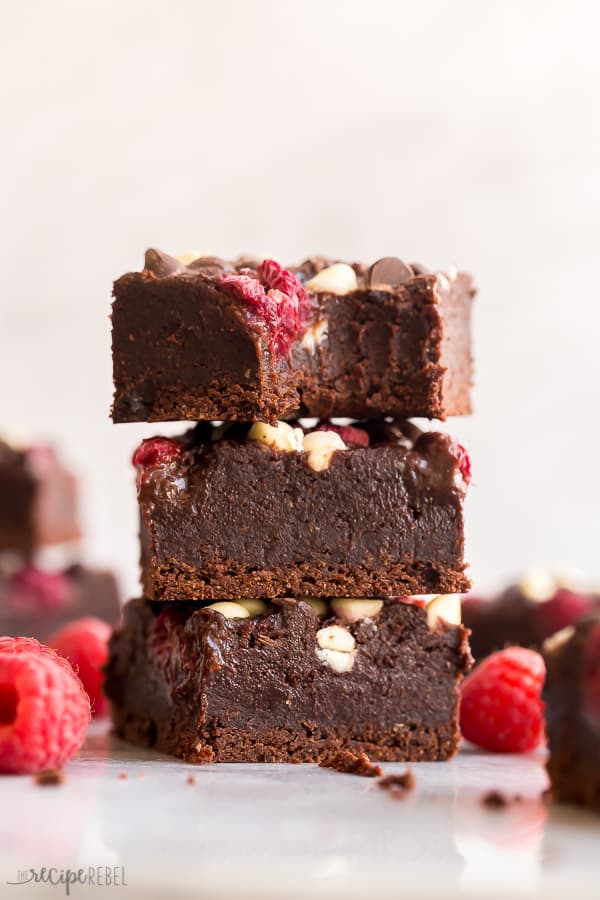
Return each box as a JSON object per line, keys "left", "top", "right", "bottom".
{"left": 186, "top": 774, "right": 197, "bottom": 785}
{"left": 482, "top": 790, "right": 509, "bottom": 808}
{"left": 34, "top": 769, "right": 65, "bottom": 787}
{"left": 319, "top": 749, "right": 383, "bottom": 778}
{"left": 118, "top": 772, "right": 128, "bottom": 780}
{"left": 378, "top": 767, "right": 416, "bottom": 795}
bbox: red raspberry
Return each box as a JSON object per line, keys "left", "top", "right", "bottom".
{"left": 534, "top": 588, "right": 596, "bottom": 639}
{"left": 219, "top": 259, "right": 308, "bottom": 356}
{"left": 460, "top": 647, "right": 545, "bottom": 753}
{"left": 315, "top": 424, "right": 370, "bottom": 448}
{"left": 393, "top": 596, "right": 428, "bottom": 608}
{"left": 132, "top": 437, "right": 182, "bottom": 468}
{"left": 449, "top": 438, "right": 471, "bottom": 485}
{"left": 47, "top": 617, "right": 112, "bottom": 718}
{"left": 0, "top": 636, "right": 90, "bottom": 773}
{"left": 8, "top": 566, "right": 72, "bottom": 612}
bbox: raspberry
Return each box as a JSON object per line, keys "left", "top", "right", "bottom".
{"left": 132, "top": 437, "right": 182, "bottom": 468}
{"left": 47, "top": 617, "right": 112, "bottom": 718}
{"left": 0, "top": 637, "right": 90, "bottom": 773}
{"left": 219, "top": 259, "right": 308, "bottom": 356}
{"left": 315, "top": 424, "right": 370, "bottom": 448}
{"left": 8, "top": 566, "right": 72, "bottom": 612}
{"left": 534, "top": 588, "right": 596, "bottom": 639}
{"left": 460, "top": 647, "right": 545, "bottom": 753}
{"left": 448, "top": 438, "right": 471, "bottom": 485}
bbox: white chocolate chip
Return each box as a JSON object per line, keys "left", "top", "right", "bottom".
{"left": 436, "top": 273, "right": 450, "bottom": 293}
{"left": 206, "top": 601, "right": 250, "bottom": 619}
{"left": 543, "top": 625, "right": 575, "bottom": 655}
{"left": 303, "top": 430, "right": 347, "bottom": 472}
{"left": 177, "top": 250, "right": 213, "bottom": 265}
{"left": 446, "top": 265, "right": 458, "bottom": 281}
{"left": 237, "top": 599, "right": 268, "bottom": 616}
{"left": 426, "top": 594, "right": 462, "bottom": 628}
{"left": 315, "top": 647, "right": 355, "bottom": 673}
{"left": 303, "top": 597, "right": 328, "bottom": 616}
{"left": 248, "top": 421, "right": 304, "bottom": 452}
{"left": 330, "top": 598, "right": 383, "bottom": 623}
{"left": 301, "top": 319, "right": 328, "bottom": 353}
{"left": 305, "top": 263, "right": 358, "bottom": 295}
{"left": 519, "top": 569, "right": 556, "bottom": 602}
{"left": 316, "top": 624, "right": 356, "bottom": 653}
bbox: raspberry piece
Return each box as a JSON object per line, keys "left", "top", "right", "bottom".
{"left": 449, "top": 438, "right": 471, "bottom": 485}
{"left": 219, "top": 259, "right": 308, "bottom": 356}
{"left": 315, "top": 424, "right": 370, "bottom": 448}
{"left": 132, "top": 437, "right": 182, "bottom": 468}
{"left": 534, "top": 588, "right": 596, "bottom": 639}
{"left": 0, "top": 637, "right": 90, "bottom": 773}
{"left": 47, "top": 618, "right": 112, "bottom": 718}
{"left": 460, "top": 647, "right": 545, "bottom": 753}
{"left": 8, "top": 566, "right": 72, "bottom": 612}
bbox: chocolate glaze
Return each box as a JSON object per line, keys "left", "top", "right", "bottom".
{"left": 137, "top": 420, "right": 469, "bottom": 601}
{"left": 543, "top": 612, "right": 600, "bottom": 811}
{"left": 112, "top": 251, "right": 475, "bottom": 423}
{"left": 105, "top": 597, "right": 472, "bottom": 764}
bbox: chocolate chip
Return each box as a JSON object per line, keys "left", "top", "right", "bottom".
{"left": 186, "top": 256, "right": 228, "bottom": 275}
{"left": 366, "top": 257, "right": 414, "bottom": 290}
{"left": 144, "top": 248, "right": 186, "bottom": 277}
{"left": 410, "top": 262, "right": 430, "bottom": 275}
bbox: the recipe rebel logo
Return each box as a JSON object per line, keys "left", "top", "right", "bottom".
{"left": 7, "top": 866, "right": 127, "bottom": 895}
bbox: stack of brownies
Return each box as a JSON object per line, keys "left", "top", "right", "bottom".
{"left": 106, "top": 250, "right": 476, "bottom": 763}
{"left": 0, "top": 438, "right": 120, "bottom": 640}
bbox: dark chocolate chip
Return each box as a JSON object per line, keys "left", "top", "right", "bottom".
{"left": 410, "top": 262, "right": 430, "bottom": 275}
{"left": 367, "top": 257, "right": 414, "bottom": 290}
{"left": 144, "top": 248, "right": 186, "bottom": 277}
{"left": 186, "top": 256, "right": 228, "bottom": 275}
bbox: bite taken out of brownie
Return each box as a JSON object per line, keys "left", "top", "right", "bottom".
{"left": 105, "top": 595, "right": 472, "bottom": 764}
{"left": 543, "top": 611, "right": 600, "bottom": 812}
{"left": 112, "top": 251, "right": 475, "bottom": 424}
{"left": 134, "top": 419, "right": 471, "bottom": 602}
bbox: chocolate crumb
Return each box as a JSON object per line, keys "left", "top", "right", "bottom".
{"left": 34, "top": 769, "right": 64, "bottom": 787}
{"left": 319, "top": 749, "right": 383, "bottom": 778}
{"left": 482, "top": 790, "right": 509, "bottom": 808}
{"left": 118, "top": 772, "right": 128, "bottom": 780}
{"left": 378, "top": 767, "right": 416, "bottom": 795}
{"left": 186, "top": 774, "right": 197, "bottom": 785}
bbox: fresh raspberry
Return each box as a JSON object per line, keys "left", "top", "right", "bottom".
{"left": 460, "top": 647, "right": 545, "bottom": 753}
{"left": 392, "top": 596, "right": 428, "bottom": 608}
{"left": 47, "top": 618, "right": 112, "bottom": 717}
{"left": 132, "top": 437, "right": 183, "bottom": 468}
{"left": 315, "top": 424, "right": 370, "bottom": 448}
{"left": 448, "top": 438, "right": 471, "bottom": 485}
{"left": 219, "top": 259, "right": 308, "bottom": 356}
{"left": 8, "top": 566, "right": 72, "bottom": 613}
{"left": 534, "top": 588, "right": 596, "bottom": 639}
{"left": 0, "top": 637, "right": 90, "bottom": 773}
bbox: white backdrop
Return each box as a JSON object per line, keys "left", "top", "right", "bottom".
{"left": 1, "top": 0, "right": 598, "bottom": 598}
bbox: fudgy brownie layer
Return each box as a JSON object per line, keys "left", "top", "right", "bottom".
{"left": 105, "top": 597, "right": 472, "bottom": 764}
{"left": 136, "top": 420, "right": 470, "bottom": 600}
{"left": 543, "top": 613, "right": 600, "bottom": 812}
{"left": 112, "top": 251, "right": 474, "bottom": 423}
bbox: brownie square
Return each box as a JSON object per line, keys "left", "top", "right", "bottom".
{"left": 135, "top": 420, "right": 471, "bottom": 601}
{"left": 105, "top": 597, "right": 472, "bottom": 764}
{"left": 112, "top": 251, "right": 474, "bottom": 423}
{"left": 0, "top": 440, "right": 81, "bottom": 557}
{"left": 543, "top": 612, "right": 600, "bottom": 812}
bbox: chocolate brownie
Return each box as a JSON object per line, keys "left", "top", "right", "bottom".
{"left": 105, "top": 596, "right": 472, "bottom": 764}
{"left": 0, "top": 563, "right": 121, "bottom": 641}
{"left": 0, "top": 438, "right": 81, "bottom": 556}
{"left": 134, "top": 420, "right": 471, "bottom": 601}
{"left": 463, "top": 572, "right": 600, "bottom": 660}
{"left": 543, "top": 612, "right": 600, "bottom": 812}
{"left": 112, "top": 250, "right": 475, "bottom": 423}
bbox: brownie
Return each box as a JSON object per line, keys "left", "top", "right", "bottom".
{"left": 0, "top": 563, "right": 121, "bottom": 641}
{"left": 105, "top": 597, "right": 472, "bottom": 764}
{"left": 135, "top": 419, "right": 471, "bottom": 601}
{"left": 543, "top": 612, "right": 600, "bottom": 812}
{"left": 0, "top": 439, "right": 81, "bottom": 556}
{"left": 463, "top": 573, "right": 600, "bottom": 660}
{"left": 112, "top": 250, "right": 475, "bottom": 423}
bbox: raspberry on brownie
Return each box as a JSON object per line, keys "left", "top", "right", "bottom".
{"left": 111, "top": 250, "right": 475, "bottom": 423}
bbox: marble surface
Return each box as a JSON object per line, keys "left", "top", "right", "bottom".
{"left": 1, "top": 724, "right": 598, "bottom": 899}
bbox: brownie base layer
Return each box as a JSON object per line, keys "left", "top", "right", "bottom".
{"left": 106, "top": 597, "right": 472, "bottom": 764}
{"left": 146, "top": 559, "right": 470, "bottom": 603}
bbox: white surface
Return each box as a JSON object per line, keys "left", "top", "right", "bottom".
{"left": 1, "top": 1, "right": 600, "bottom": 596}
{"left": 0, "top": 724, "right": 598, "bottom": 900}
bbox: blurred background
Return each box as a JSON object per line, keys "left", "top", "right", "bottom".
{"left": 1, "top": 0, "right": 598, "bottom": 598}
